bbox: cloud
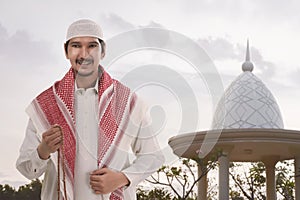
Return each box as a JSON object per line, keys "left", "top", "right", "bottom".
{"left": 99, "top": 13, "right": 136, "bottom": 36}
{"left": 139, "top": 21, "right": 165, "bottom": 28}
{"left": 0, "top": 171, "right": 6, "bottom": 178}
{"left": 178, "top": 0, "right": 300, "bottom": 24}
{"left": 0, "top": 23, "right": 57, "bottom": 71}
{"left": 197, "top": 37, "right": 239, "bottom": 61}
{"left": 289, "top": 68, "right": 300, "bottom": 87}
{"left": 197, "top": 36, "right": 277, "bottom": 80}
{"left": 88, "top": 13, "right": 280, "bottom": 90}
{"left": 0, "top": 23, "right": 8, "bottom": 39}
{"left": 99, "top": 13, "right": 167, "bottom": 38}
{"left": 0, "top": 22, "right": 65, "bottom": 99}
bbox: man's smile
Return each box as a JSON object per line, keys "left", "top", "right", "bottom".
{"left": 76, "top": 58, "right": 93, "bottom": 66}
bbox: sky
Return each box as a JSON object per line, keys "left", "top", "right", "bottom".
{"left": 0, "top": 0, "right": 300, "bottom": 188}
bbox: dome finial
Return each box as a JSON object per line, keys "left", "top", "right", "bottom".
{"left": 246, "top": 39, "right": 250, "bottom": 61}
{"left": 242, "top": 39, "right": 254, "bottom": 72}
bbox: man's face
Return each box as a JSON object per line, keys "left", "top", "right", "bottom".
{"left": 65, "top": 37, "right": 102, "bottom": 77}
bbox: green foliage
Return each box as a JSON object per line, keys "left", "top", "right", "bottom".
{"left": 147, "top": 150, "right": 221, "bottom": 200}
{"left": 276, "top": 160, "right": 295, "bottom": 200}
{"left": 0, "top": 179, "right": 42, "bottom": 200}
{"left": 0, "top": 184, "right": 16, "bottom": 200}
{"left": 137, "top": 187, "right": 173, "bottom": 200}
{"left": 147, "top": 158, "right": 198, "bottom": 199}
{"left": 229, "top": 162, "right": 267, "bottom": 200}
{"left": 230, "top": 190, "right": 244, "bottom": 200}
{"left": 230, "top": 160, "right": 295, "bottom": 200}
{"left": 16, "top": 179, "right": 42, "bottom": 200}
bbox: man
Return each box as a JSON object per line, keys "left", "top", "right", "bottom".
{"left": 16, "top": 19, "right": 164, "bottom": 200}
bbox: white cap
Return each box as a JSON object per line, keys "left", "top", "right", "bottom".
{"left": 66, "top": 19, "right": 104, "bottom": 42}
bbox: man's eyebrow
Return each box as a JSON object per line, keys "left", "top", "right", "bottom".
{"left": 89, "top": 41, "right": 100, "bottom": 45}
{"left": 69, "top": 41, "right": 80, "bottom": 45}
{"left": 69, "top": 41, "right": 99, "bottom": 45}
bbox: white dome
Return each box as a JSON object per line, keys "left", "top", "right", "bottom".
{"left": 211, "top": 71, "right": 284, "bottom": 129}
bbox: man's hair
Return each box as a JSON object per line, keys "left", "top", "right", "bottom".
{"left": 64, "top": 39, "right": 106, "bottom": 58}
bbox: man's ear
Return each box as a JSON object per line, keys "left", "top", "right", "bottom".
{"left": 101, "top": 52, "right": 105, "bottom": 59}
{"left": 64, "top": 43, "right": 69, "bottom": 59}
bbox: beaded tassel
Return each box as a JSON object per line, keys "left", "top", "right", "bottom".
{"left": 57, "top": 128, "right": 67, "bottom": 200}
{"left": 57, "top": 148, "right": 60, "bottom": 200}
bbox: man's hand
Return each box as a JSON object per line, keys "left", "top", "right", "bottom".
{"left": 90, "top": 168, "right": 129, "bottom": 194}
{"left": 37, "top": 124, "right": 63, "bottom": 160}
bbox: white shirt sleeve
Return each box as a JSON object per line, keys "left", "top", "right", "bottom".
{"left": 121, "top": 109, "right": 165, "bottom": 187}
{"left": 16, "top": 119, "right": 50, "bottom": 180}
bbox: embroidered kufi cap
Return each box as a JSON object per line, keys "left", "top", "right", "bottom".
{"left": 66, "top": 19, "right": 104, "bottom": 42}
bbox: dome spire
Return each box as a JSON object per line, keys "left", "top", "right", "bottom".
{"left": 245, "top": 39, "right": 250, "bottom": 61}
{"left": 242, "top": 39, "right": 254, "bottom": 72}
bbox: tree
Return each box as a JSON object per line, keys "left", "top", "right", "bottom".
{"left": 16, "top": 179, "right": 42, "bottom": 200}
{"left": 0, "top": 179, "right": 42, "bottom": 200}
{"left": 229, "top": 162, "right": 267, "bottom": 200}
{"left": 137, "top": 187, "right": 173, "bottom": 200}
{"left": 0, "top": 184, "right": 16, "bottom": 200}
{"left": 146, "top": 151, "right": 221, "bottom": 200}
{"left": 207, "top": 175, "right": 218, "bottom": 200}
{"left": 229, "top": 160, "right": 295, "bottom": 200}
{"left": 276, "top": 160, "right": 294, "bottom": 200}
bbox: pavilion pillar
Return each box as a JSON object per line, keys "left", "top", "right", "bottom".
{"left": 218, "top": 152, "right": 229, "bottom": 200}
{"left": 197, "top": 164, "right": 207, "bottom": 200}
{"left": 263, "top": 157, "right": 278, "bottom": 200}
{"left": 295, "top": 157, "right": 300, "bottom": 200}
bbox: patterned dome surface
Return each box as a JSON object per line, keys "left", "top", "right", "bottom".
{"left": 211, "top": 71, "right": 284, "bottom": 129}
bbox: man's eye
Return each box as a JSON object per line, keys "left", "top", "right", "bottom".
{"left": 71, "top": 44, "right": 80, "bottom": 48}
{"left": 89, "top": 44, "right": 98, "bottom": 48}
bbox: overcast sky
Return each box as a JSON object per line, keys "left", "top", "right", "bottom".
{"left": 0, "top": 0, "right": 300, "bottom": 188}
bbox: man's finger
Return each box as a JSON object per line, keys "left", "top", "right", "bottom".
{"left": 50, "top": 126, "right": 62, "bottom": 134}
{"left": 90, "top": 175, "right": 103, "bottom": 182}
{"left": 48, "top": 141, "right": 63, "bottom": 152}
{"left": 90, "top": 168, "right": 108, "bottom": 175}
{"left": 94, "top": 191, "right": 102, "bottom": 194}
{"left": 45, "top": 131, "right": 62, "bottom": 141}
{"left": 43, "top": 128, "right": 62, "bottom": 138}
{"left": 49, "top": 136, "right": 63, "bottom": 146}
{"left": 90, "top": 180, "right": 101, "bottom": 186}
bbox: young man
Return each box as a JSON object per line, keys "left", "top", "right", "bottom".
{"left": 16, "top": 19, "right": 164, "bottom": 200}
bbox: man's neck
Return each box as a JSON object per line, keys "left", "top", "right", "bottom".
{"left": 76, "top": 74, "right": 98, "bottom": 89}
{"left": 75, "top": 67, "right": 103, "bottom": 89}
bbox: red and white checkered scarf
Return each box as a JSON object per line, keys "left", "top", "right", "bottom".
{"left": 32, "top": 67, "right": 136, "bottom": 200}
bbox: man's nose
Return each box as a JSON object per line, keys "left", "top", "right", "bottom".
{"left": 79, "top": 47, "right": 89, "bottom": 58}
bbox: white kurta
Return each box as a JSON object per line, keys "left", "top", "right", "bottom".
{"left": 74, "top": 83, "right": 100, "bottom": 200}
{"left": 16, "top": 79, "right": 164, "bottom": 200}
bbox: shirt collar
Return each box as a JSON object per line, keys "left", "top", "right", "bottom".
{"left": 75, "top": 78, "right": 99, "bottom": 94}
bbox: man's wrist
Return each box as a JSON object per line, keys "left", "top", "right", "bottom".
{"left": 37, "top": 144, "right": 50, "bottom": 160}
{"left": 118, "top": 172, "right": 130, "bottom": 187}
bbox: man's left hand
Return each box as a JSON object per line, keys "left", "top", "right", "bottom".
{"left": 90, "top": 168, "right": 129, "bottom": 194}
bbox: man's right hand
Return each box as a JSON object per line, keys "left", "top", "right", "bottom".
{"left": 37, "top": 125, "right": 63, "bottom": 160}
